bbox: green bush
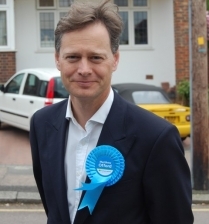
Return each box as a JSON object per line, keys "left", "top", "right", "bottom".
{"left": 176, "top": 80, "right": 190, "bottom": 104}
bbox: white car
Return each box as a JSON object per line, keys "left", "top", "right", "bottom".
{"left": 0, "top": 68, "right": 68, "bottom": 131}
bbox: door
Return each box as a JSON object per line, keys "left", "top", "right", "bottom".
{"left": 0, "top": 73, "right": 26, "bottom": 129}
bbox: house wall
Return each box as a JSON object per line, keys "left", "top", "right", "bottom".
{"left": 113, "top": 0, "right": 175, "bottom": 87}
{"left": 0, "top": 52, "right": 16, "bottom": 83}
{"left": 0, "top": 0, "right": 15, "bottom": 84}
{"left": 174, "top": 0, "right": 190, "bottom": 84}
{"left": 13, "top": 0, "right": 176, "bottom": 87}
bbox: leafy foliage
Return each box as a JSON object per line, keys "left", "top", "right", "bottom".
{"left": 176, "top": 80, "right": 190, "bottom": 102}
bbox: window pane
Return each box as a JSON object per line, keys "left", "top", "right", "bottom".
{"left": 40, "top": 12, "right": 54, "bottom": 47}
{"left": 0, "top": 11, "right": 7, "bottom": 46}
{"left": 39, "top": 0, "right": 54, "bottom": 7}
{"left": 0, "top": 0, "right": 6, "bottom": 5}
{"left": 133, "top": 0, "right": 147, "bottom": 6}
{"left": 119, "top": 11, "right": 128, "bottom": 45}
{"left": 60, "top": 11, "right": 68, "bottom": 18}
{"left": 39, "top": 81, "right": 47, "bottom": 97}
{"left": 59, "top": 0, "right": 73, "bottom": 7}
{"left": 53, "top": 77, "right": 69, "bottom": 98}
{"left": 23, "top": 74, "right": 40, "bottom": 96}
{"left": 132, "top": 91, "right": 169, "bottom": 104}
{"left": 114, "top": 0, "right": 128, "bottom": 7}
{"left": 134, "top": 11, "right": 147, "bottom": 44}
{"left": 6, "top": 74, "right": 24, "bottom": 94}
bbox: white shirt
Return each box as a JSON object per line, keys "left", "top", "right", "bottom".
{"left": 65, "top": 89, "right": 114, "bottom": 223}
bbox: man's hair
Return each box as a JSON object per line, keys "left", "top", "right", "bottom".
{"left": 55, "top": 0, "right": 123, "bottom": 54}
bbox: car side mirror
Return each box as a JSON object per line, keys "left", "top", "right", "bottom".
{"left": 0, "top": 84, "right": 5, "bottom": 93}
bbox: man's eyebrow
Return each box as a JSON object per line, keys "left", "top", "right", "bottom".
{"left": 63, "top": 51, "right": 106, "bottom": 56}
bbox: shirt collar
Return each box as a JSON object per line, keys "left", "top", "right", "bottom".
{"left": 65, "top": 88, "right": 114, "bottom": 125}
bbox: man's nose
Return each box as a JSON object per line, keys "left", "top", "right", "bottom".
{"left": 78, "top": 59, "right": 92, "bottom": 76}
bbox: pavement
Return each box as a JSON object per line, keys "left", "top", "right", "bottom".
{"left": 0, "top": 165, "right": 41, "bottom": 203}
{"left": 0, "top": 133, "right": 209, "bottom": 205}
{"left": 0, "top": 163, "right": 209, "bottom": 205}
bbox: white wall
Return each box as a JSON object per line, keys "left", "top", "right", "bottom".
{"left": 15, "top": 0, "right": 56, "bottom": 70}
{"left": 15, "top": 0, "right": 175, "bottom": 87}
{"left": 112, "top": 0, "right": 175, "bottom": 87}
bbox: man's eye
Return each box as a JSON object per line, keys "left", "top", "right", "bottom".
{"left": 66, "top": 56, "right": 79, "bottom": 61}
{"left": 91, "top": 56, "right": 103, "bottom": 62}
{"left": 67, "top": 56, "right": 77, "bottom": 59}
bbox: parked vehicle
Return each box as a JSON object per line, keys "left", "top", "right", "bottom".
{"left": 0, "top": 72, "right": 190, "bottom": 139}
{"left": 112, "top": 83, "right": 190, "bottom": 140}
{"left": 0, "top": 68, "right": 68, "bottom": 131}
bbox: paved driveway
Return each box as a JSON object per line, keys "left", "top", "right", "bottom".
{"left": 0, "top": 123, "right": 191, "bottom": 167}
{"left": 0, "top": 124, "right": 31, "bottom": 165}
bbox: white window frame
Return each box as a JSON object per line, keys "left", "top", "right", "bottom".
{"left": 36, "top": 0, "right": 152, "bottom": 52}
{"left": 36, "top": 10, "right": 68, "bottom": 52}
{"left": 37, "top": 11, "right": 56, "bottom": 51}
{"left": 117, "top": 0, "right": 152, "bottom": 50}
{"left": 36, "top": 0, "right": 57, "bottom": 9}
{"left": 0, "top": 0, "right": 15, "bottom": 51}
{"left": 36, "top": 0, "right": 70, "bottom": 52}
{"left": 37, "top": 0, "right": 73, "bottom": 9}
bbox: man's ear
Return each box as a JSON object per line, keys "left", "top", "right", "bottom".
{"left": 112, "top": 51, "right": 120, "bottom": 72}
{"left": 55, "top": 53, "right": 61, "bottom": 70}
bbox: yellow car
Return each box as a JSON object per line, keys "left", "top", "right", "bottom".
{"left": 112, "top": 83, "right": 190, "bottom": 140}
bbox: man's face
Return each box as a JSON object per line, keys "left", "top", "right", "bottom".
{"left": 55, "top": 22, "right": 119, "bottom": 103}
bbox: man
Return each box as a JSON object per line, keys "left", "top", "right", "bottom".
{"left": 30, "top": 0, "right": 194, "bottom": 223}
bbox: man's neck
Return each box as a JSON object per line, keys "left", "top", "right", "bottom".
{"left": 70, "top": 93, "right": 110, "bottom": 129}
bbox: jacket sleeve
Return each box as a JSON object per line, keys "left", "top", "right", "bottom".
{"left": 143, "top": 125, "right": 194, "bottom": 224}
{"left": 29, "top": 113, "right": 48, "bottom": 216}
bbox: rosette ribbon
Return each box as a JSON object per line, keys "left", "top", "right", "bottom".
{"left": 75, "top": 145, "right": 125, "bottom": 214}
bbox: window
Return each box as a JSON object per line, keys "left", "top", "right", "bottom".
{"left": 0, "top": 1, "right": 7, "bottom": 5}
{"left": 132, "top": 91, "right": 169, "bottom": 104}
{"left": 37, "top": 0, "right": 73, "bottom": 8}
{"left": 39, "top": 81, "right": 48, "bottom": 97}
{"left": 37, "top": 0, "right": 55, "bottom": 9}
{"left": 37, "top": 0, "right": 72, "bottom": 49}
{"left": 37, "top": 0, "right": 149, "bottom": 50}
{"left": 0, "top": 0, "right": 15, "bottom": 50}
{"left": 0, "top": 11, "right": 7, "bottom": 45}
{"left": 5, "top": 73, "right": 24, "bottom": 94}
{"left": 59, "top": 0, "right": 73, "bottom": 7}
{"left": 40, "top": 12, "right": 55, "bottom": 47}
{"left": 115, "top": 0, "right": 149, "bottom": 47}
{"left": 23, "top": 74, "right": 40, "bottom": 96}
{"left": 53, "top": 77, "right": 69, "bottom": 98}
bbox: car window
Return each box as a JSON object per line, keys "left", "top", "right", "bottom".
{"left": 54, "top": 77, "right": 69, "bottom": 98}
{"left": 39, "top": 81, "right": 48, "bottom": 97}
{"left": 5, "top": 73, "right": 25, "bottom": 94}
{"left": 23, "top": 73, "right": 40, "bottom": 96}
{"left": 132, "top": 91, "right": 170, "bottom": 104}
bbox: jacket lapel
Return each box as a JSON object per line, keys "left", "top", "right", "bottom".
{"left": 74, "top": 92, "right": 136, "bottom": 224}
{"left": 46, "top": 100, "right": 71, "bottom": 223}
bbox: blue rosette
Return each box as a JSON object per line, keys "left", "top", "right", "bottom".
{"left": 75, "top": 145, "right": 125, "bottom": 214}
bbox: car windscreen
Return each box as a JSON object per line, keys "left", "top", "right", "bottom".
{"left": 54, "top": 77, "right": 69, "bottom": 98}
{"left": 132, "top": 91, "right": 170, "bottom": 104}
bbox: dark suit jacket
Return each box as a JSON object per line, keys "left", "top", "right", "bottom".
{"left": 30, "top": 91, "right": 194, "bottom": 224}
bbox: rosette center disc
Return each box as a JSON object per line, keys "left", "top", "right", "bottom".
{"left": 96, "top": 155, "right": 115, "bottom": 176}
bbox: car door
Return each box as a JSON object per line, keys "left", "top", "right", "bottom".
{"left": 15, "top": 72, "right": 48, "bottom": 130}
{"left": 0, "top": 72, "right": 26, "bottom": 129}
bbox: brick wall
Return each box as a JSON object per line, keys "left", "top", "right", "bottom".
{"left": 173, "top": 0, "right": 190, "bottom": 83}
{"left": 0, "top": 52, "right": 16, "bottom": 84}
